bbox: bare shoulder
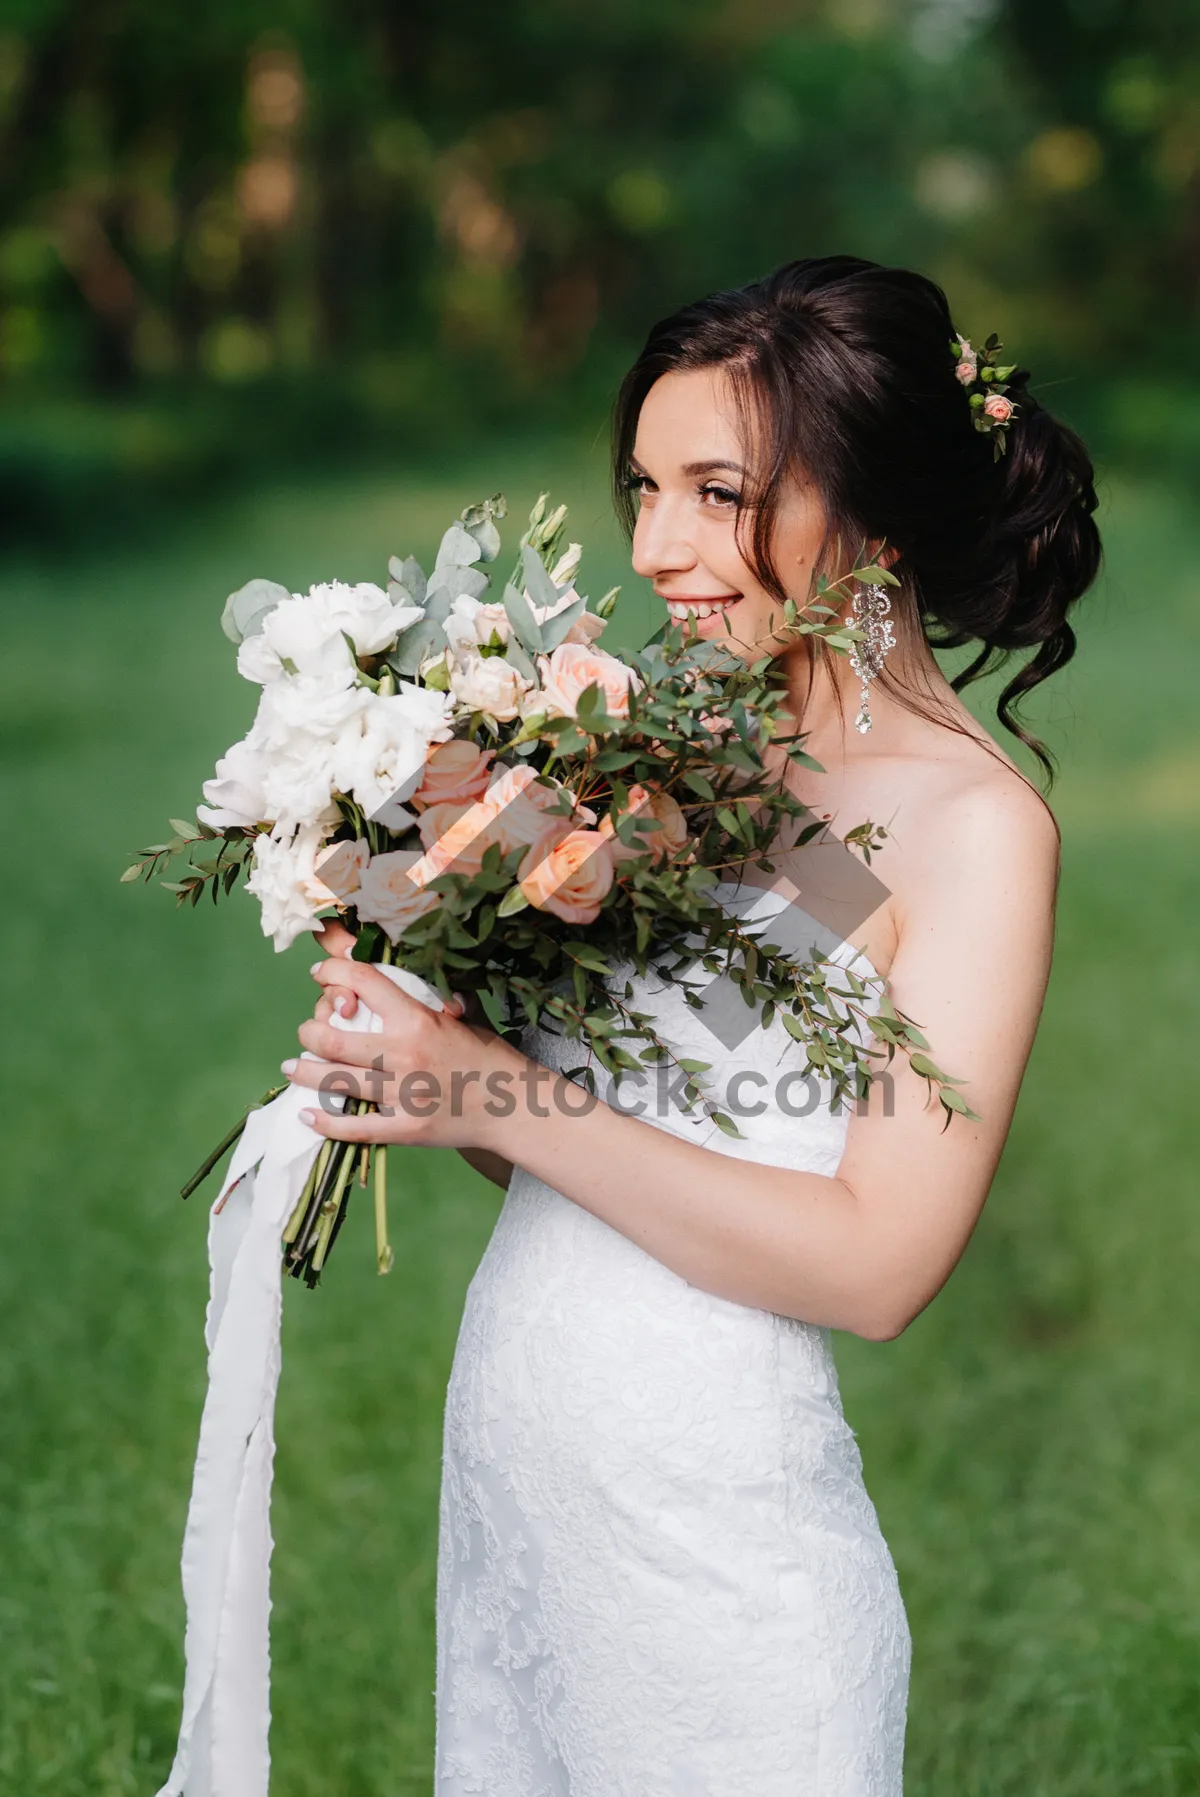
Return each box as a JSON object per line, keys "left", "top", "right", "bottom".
{"left": 907, "top": 738, "right": 1061, "bottom": 898}
{"left": 887, "top": 730, "right": 1061, "bottom": 998}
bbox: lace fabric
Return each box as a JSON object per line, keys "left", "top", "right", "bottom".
{"left": 434, "top": 900, "right": 910, "bottom": 1794}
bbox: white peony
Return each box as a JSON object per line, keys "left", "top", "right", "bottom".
{"left": 258, "top": 748, "right": 341, "bottom": 835}
{"left": 332, "top": 684, "right": 454, "bottom": 824}
{"left": 253, "top": 674, "right": 372, "bottom": 753}
{"left": 246, "top": 823, "right": 338, "bottom": 953}
{"left": 198, "top": 736, "right": 271, "bottom": 830}
{"left": 449, "top": 652, "right": 531, "bottom": 722}
{"left": 238, "top": 580, "right": 422, "bottom": 685}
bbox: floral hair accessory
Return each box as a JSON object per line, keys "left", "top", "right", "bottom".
{"left": 951, "top": 332, "right": 1019, "bottom": 460}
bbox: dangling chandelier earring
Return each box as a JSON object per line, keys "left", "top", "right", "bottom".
{"left": 847, "top": 582, "right": 896, "bottom": 734}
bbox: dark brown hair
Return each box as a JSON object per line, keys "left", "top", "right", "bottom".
{"left": 612, "top": 255, "right": 1102, "bottom": 784}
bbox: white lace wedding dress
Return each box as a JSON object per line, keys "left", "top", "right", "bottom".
{"left": 434, "top": 884, "right": 910, "bottom": 1794}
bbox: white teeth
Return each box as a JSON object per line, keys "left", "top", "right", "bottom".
{"left": 666, "top": 598, "right": 739, "bottom": 621}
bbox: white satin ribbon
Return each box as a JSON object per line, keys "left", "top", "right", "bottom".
{"left": 157, "top": 962, "right": 443, "bottom": 1797}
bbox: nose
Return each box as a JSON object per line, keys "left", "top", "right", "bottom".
{"left": 631, "top": 494, "right": 698, "bottom": 582}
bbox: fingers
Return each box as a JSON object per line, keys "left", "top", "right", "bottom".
{"left": 313, "top": 918, "right": 358, "bottom": 959}
{"left": 284, "top": 1055, "right": 371, "bottom": 1094}
{"left": 298, "top": 1103, "right": 387, "bottom": 1143}
{"left": 297, "top": 1015, "right": 396, "bottom": 1067}
{"left": 310, "top": 956, "right": 421, "bottom": 1022}
{"left": 315, "top": 988, "right": 358, "bottom": 1024}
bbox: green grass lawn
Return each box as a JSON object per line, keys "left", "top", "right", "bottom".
{"left": 0, "top": 434, "right": 1197, "bottom": 1795}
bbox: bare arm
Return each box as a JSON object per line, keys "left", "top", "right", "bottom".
{"left": 297, "top": 779, "right": 1058, "bottom": 1339}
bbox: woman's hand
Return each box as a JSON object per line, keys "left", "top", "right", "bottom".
{"left": 283, "top": 927, "right": 526, "bottom": 1151}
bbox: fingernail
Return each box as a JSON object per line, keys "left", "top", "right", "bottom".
{"left": 300, "top": 1109, "right": 318, "bottom": 1126}
{"left": 334, "top": 996, "right": 347, "bottom": 1014}
{"left": 310, "top": 962, "right": 322, "bottom": 977}
{"left": 281, "top": 1058, "right": 297, "bottom": 1075}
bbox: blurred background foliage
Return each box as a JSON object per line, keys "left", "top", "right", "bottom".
{"left": 2, "top": 0, "right": 1200, "bottom": 541}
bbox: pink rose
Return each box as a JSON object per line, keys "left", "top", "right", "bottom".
{"left": 536, "top": 642, "right": 641, "bottom": 721}
{"left": 517, "top": 825, "right": 615, "bottom": 925}
{"left": 411, "top": 739, "right": 495, "bottom": 810}
{"left": 955, "top": 357, "right": 977, "bottom": 386}
{"left": 983, "top": 394, "right": 1014, "bottom": 423}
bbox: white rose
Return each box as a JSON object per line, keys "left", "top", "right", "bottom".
{"left": 246, "top": 823, "right": 336, "bottom": 953}
{"left": 197, "top": 736, "right": 270, "bottom": 830}
{"left": 449, "top": 653, "right": 530, "bottom": 722}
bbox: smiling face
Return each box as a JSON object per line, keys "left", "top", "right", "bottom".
{"left": 626, "top": 366, "right": 832, "bottom": 661}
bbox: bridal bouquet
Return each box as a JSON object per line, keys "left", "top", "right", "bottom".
{"left": 126, "top": 491, "right": 973, "bottom": 1285}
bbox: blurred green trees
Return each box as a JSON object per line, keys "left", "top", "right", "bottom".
{"left": 1, "top": 0, "right": 1198, "bottom": 532}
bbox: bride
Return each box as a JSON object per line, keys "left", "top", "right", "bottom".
{"left": 288, "top": 256, "right": 1101, "bottom": 1793}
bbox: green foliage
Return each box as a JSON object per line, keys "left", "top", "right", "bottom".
{"left": 2, "top": 2, "right": 1200, "bottom": 540}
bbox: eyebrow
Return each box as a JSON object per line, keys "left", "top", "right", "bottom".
{"left": 627, "top": 456, "right": 747, "bottom": 478}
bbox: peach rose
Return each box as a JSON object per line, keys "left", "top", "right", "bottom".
{"left": 517, "top": 826, "right": 615, "bottom": 925}
{"left": 485, "top": 763, "right": 594, "bottom": 854}
{"left": 411, "top": 739, "right": 495, "bottom": 810}
{"left": 598, "top": 783, "right": 689, "bottom": 865}
{"left": 412, "top": 799, "right": 502, "bottom": 881}
{"left": 984, "top": 393, "right": 1014, "bottom": 423}
{"left": 355, "top": 849, "right": 441, "bottom": 942}
{"left": 536, "top": 642, "right": 641, "bottom": 721}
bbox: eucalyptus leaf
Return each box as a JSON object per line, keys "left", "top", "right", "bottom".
{"left": 540, "top": 593, "right": 587, "bottom": 650}
{"left": 426, "top": 565, "right": 490, "bottom": 605}
{"left": 502, "top": 581, "right": 544, "bottom": 657}
{"left": 459, "top": 493, "right": 506, "bottom": 562}
{"left": 220, "top": 578, "right": 289, "bottom": 645}
{"left": 521, "top": 544, "right": 560, "bottom": 613}
{"left": 434, "top": 522, "right": 482, "bottom": 571}
{"left": 389, "top": 555, "right": 426, "bottom": 605}
{"left": 386, "top": 616, "right": 446, "bottom": 677}
{"left": 504, "top": 636, "right": 537, "bottom": 681}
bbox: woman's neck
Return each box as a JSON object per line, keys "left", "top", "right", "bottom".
{"left": 778, "top": 629, "right": 965, "bottom": 770}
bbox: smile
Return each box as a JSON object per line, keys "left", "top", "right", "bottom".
{"left": 662, "top": 595, "right": 743, "bottom": 621}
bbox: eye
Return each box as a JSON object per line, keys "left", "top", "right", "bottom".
{"left": 699, "top": 482, "right": 741, "bottom": 509}
{"left": 621, "top": 469, "right": 656, "bottom": 498}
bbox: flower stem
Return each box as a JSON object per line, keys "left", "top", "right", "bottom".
{"left": 374, "top": 1145, "right": 393, "bottom": 1275}
{"left": 180, "top": 1082, "right": 286, "bottom": 1200}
